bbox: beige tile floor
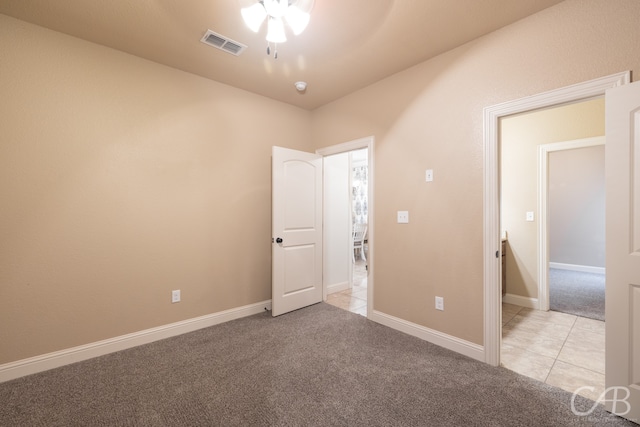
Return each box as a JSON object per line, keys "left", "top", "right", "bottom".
{"left": 502, "top": 303, "right": 605, "bottom": 401}
{"left": 326, "top": 259, "right": 368, "bottom": 317}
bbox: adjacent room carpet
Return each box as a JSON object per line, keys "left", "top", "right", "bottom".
{"left": 549, "top": 268, "right": 605, "bottom": 321}
{"left": 0, "top": 303, "right": 630, "bottom": 426}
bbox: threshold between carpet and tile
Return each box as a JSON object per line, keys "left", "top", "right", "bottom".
{"left": 328, "top": 261, "right": 608, "bottom": 405}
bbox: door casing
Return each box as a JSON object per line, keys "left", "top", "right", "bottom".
{"left": 482, "top": 71, "right": 630, "bottom": 366}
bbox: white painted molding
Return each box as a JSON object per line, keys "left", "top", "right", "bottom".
{"left": 549, "top": 262, "right": 605, "bottom": 275}
{"left": 326, "top": 281, "right": 351, "bottom": 295}
{"left": 369, "top": 310, "right": 484, "bottom": 362}
{"left": 316, "top": 136, "right": 374, "bottom": 157}
{"left": 483, "top": 71, "right": 630, "bottom": 367}
{"left": 0, "top": 300, "right": 272, "bottom": 383}
{"left": 538, "top": 136, "right": 605, "bottom": 311}
{"left": 502, "top": 294, "right": 539, "bottom": 309}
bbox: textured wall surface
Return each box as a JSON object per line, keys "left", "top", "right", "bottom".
{"left": 0, "top": 14, "right": 312, "bottom": 364}
{"left": 312, "top": 0, "right": 640, "bottom": 344}
{"left": 2, "top": 0, "right": 640, "bottom": 364}
{"left": 549, "top": 145, "right": 605, "bottom": 268}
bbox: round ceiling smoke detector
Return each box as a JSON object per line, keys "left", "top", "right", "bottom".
{"left": 294, "top": 81, "right": 307, "bottom": 92}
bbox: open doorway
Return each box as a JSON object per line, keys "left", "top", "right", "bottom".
{"left": 348, "top": 148, "right": 369, "bottom": 315}
{"left": 483, "top": 73, "right": 629, "bottom": 368}
{"left": 324, "top": 148, "right": 369, "bottom": 316}
{"left": 498, "top": 99, "right": 606, "bottom": 400}
{"left": 317, "top": 137, "right": 374, "bottom": 318}
{"left": 545, "top": 139, "right": 605, "bottom": 321}
{"left": 483, "top": 71, "right": 639, "bottom": 420}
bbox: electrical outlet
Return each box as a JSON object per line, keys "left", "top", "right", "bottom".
{"left": 172, "top": 290, "right": 181, "bottom": 303}
{"left": 397, "top": 211, "right": 409, "bottom": 223}
{"left": 435, "top": 296, "right": 444, "bottom": 311}
{"left": 425, "top": 169, "right": 434, "bottom": 182}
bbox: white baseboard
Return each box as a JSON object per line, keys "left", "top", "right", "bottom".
{"left": 327, "top": 281, "right": 350, "bottom": 295}
{"left": 0, "top": 300, "right": 272, "bottom": 383}
{"left": 549, "top": 262, "right": 605, "bottom": 275}
{"left": 502, "top": 293, "right": 538, "bottom": 309}
{"left": 369, "top": 310, "right": 484, "bottom": 362}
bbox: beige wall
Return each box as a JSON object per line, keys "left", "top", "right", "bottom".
{"left": 311, "top": 0, "right": 640, "bottom": 344}
{"left": 0, "top": 15, "right": 312, "bottom": 364}
{"left": 2, "top": 0, "right": 640, "bottom": 365}
{"left": 549, "top": 145, "right": 605, "bottom": 268}
{"left": 501, "top": 99, "right": 604, "bottom": 298}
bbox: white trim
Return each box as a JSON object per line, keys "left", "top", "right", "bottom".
{"left": 549, "top": 262, "right": 605, "bottom": 275}
{"left": 483, "top": 71, "right": 630, "bottom": 367}
{"left": 327, "top": 281, "right": 351, "bottom": 294}
{"left": 502, "top": 293, "right": 538, "bottom": 309}
{"left": 317, "top": 136, "right": 375, "bottom": 319}
{"left": 316, "top": 137, "right": 374, "bottom": 156}
{"left": 538, "top": 136, "right": 605, "bottom": 311}
{"left": 369, "top": 310, "right": 484, "bottom": 362}
{"left": 0, "top": 300, "right": 272, "bottom": 383}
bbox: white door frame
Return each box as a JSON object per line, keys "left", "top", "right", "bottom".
{"left": 317, "top": 136, "right": 375, "bottom": 318}
{"left": 483, "top": 72, "right": 630, "bottom": 366}
{"left": 538, "top": 136, "right": 605, "bottom": 312}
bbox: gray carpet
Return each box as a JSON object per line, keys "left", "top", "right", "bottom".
{"left": 0, "top": 303, "right": 632, "bottom": 426}
{"left": 549, "top": 268, "right": 605, "bottom": 321}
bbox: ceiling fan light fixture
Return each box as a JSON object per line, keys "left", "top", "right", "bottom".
{"left": 263, "top": 0, "right": 288, "bottom": 19}
{"left": 285, "top": 5, "right": 310, "bottom": 35}
{"left": 241, "top": 0, "right": 314, "bottom": 57}
{"left": 266, "top": 17, "right": 287, "bottom": 43}
{"left": 240, "top": 3, "right": 267, "bottom": 33}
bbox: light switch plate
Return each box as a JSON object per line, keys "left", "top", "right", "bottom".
{"left": 526, "top": 211, "right": 534, "bottom": 222}
{"left": 397, "top": 211, "right": 409, "bottom": 223}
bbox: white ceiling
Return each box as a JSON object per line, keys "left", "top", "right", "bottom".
{"left": 0, "top": 0, "right": 564, "bottom": 110}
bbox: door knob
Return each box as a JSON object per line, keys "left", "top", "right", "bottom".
{"left": 276, "top": 237, "right": 283, "bottom": 244}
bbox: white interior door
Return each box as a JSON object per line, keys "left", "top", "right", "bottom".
{"left": 605, "top": 80, "right": 640, "bottom": 422}
{"left": 272, "top": 146, "right": 323, "bottom": 317}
